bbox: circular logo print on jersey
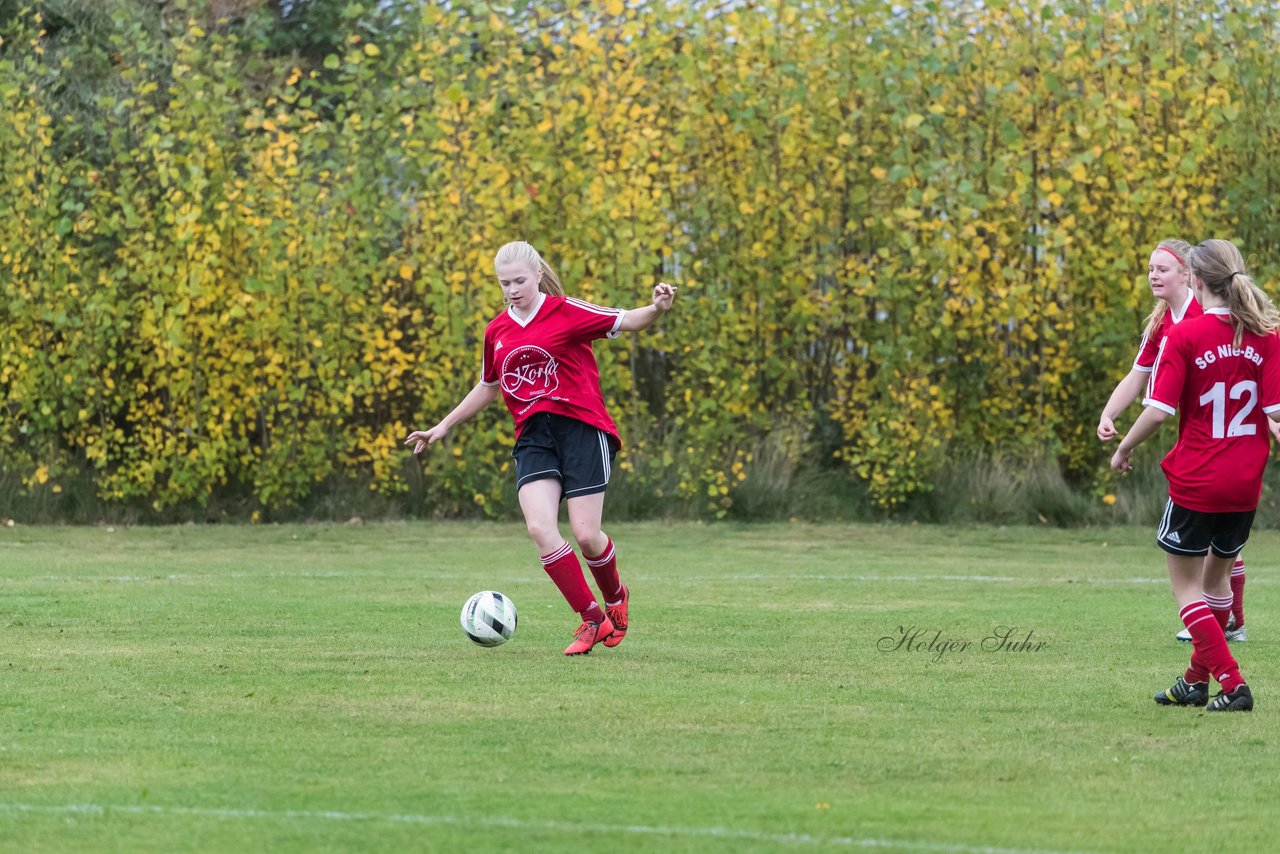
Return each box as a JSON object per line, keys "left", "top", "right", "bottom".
{"left": 501, "top": 345, "right": 560, "bottom": 402}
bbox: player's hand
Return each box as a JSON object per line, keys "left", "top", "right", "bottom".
{"left": 1268, "top": 417, "right": 1280, "bottom": 444}
{"left": 1097, "top": 416, "right": 1118, "bottom": 442}
{"left": 1110, "top": 446, "right": 1132, "bottom": 473}
{"left": 403, "top": 424, "right": 448, "bottom": 454}
{"left": 653, "top": 282, "right": 677, "bottom": 312}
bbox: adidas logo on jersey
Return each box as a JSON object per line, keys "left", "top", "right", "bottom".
{"left": 495, "top": 339, "right": 504, "bottom": 351}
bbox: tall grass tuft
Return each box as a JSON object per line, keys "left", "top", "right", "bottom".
{"left": 920, "top": 451, "right": 1105, "bottom": 527}
{"left": 725, "top": 430, "right": 870, "bottom": 522}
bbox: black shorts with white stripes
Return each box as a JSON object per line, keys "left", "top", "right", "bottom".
{"left": 512, "top": 412, "right": 618, "bottom": 500}
{"left": 1156, "top": 498, "right": 1255, "bottom": 558}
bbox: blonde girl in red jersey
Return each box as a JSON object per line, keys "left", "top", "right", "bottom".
{"left": 405, "top": 241, "right": 677, "bottom": 656}
{"left": 1097, "top": 238, "right": 1253, "bottom": 643}
{"left": 1111, "top": 239, "right": 1280, "bottom": 711}
{"left": 1098, "top": 239, "right": 1200, "bottom": 442}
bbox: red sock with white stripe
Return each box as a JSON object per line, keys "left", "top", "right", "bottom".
{"left": 540, "top": 542, "right": 605, "bottom": 623}
{"left": 1179, "top": 601, "right": 1244, "bottom": 694}
{"left": 1204, "top": 592, "right": 1233, "bottom": 631}
{"left": 1187, "top": 592, "right": 1234, "bottom": 683}
{"left": 583, "top": 537, "right": 623, "bottom": 604}
{"left": 1231, "top": 558, "right": 1246, "bottom": 628}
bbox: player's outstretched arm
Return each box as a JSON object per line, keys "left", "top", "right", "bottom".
{"left": 404, "top": 382, "right": 500, "bottom": 454}
{"left": 1098, "top": 368, "right": 1147, "bottom": 441}
{"left": 617, "top": 283, "right": 678, "bottom": 333}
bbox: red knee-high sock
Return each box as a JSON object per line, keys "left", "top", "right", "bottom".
{"left": 1185, "top": 652, "right": 1211, "bottom": 686}
{"left": 1204, "top": 592, "right": 1233, "bottom": 631}
{"left": 541, "top": 542, "right": 605, "bottom": 623}
{"left": 583, "top": 537, "right": 622, "bottom": 604}
{"left": 1231, "top": 559, "right": 1246, "bottom": 628}
{"left": 1180, "top": 601, "right": 1244, "bottom": 693}
{"left": 1187, "top": 592, "right": 1234, "bottom": 683}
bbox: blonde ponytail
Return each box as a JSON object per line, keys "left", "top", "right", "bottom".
{"left": 1189, "top": 239, "right": 1280, "bottom": 346}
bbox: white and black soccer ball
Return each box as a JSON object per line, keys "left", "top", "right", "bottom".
{"left": 460, "top": 591, "right": 518, "bottom": 647}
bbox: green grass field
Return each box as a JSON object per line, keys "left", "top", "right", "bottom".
{"left": 1, "top": 521, "right": 1275, "bottom": 853}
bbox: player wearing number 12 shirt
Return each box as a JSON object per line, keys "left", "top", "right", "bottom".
{"left": 1094, "top": 239, "right": 1252, "bottom": 645}
{"left": 1146, "top": 311, "right": 1280, "bottom": 513}
{"left": 1112, "top": 239, "right": 1280, "bottom": 712}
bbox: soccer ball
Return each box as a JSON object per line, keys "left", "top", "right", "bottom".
{"left": 460, "top": 591, "right": 518, "bottom": 647}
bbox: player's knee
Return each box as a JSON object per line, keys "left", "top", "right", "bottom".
{"left": 524, "top": 518, "right": 559, "bottom": 548}
{"left": 571, "top": 524, "right": 603, "bottom": 552}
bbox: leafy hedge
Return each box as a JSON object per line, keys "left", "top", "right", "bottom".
{"left": 4, "top": 0, "right": 1280, "bottom": 519}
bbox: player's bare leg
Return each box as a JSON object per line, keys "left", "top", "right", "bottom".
{"left": 520, "top": 478, "right": 567, "bottom": 555}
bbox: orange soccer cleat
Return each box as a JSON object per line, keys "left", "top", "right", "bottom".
{"left": 602, "top": 585, "right": 629, "bottom": 648}
{"left": 564, "top": 616, "right": 616, "bottom": 655}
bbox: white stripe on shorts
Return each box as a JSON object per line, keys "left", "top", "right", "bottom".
{"left": 1157, "top": 498, "right": 1174, "bottom": 544}
{"left": 517, "top": 467, "right": 562, "bottom": 488}
{"left": 562, "top": 429, "right": 611, "bottom": 497}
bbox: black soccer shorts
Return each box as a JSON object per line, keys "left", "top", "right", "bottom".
{"left": 1156, "top": 498, "right": 1255, "bottom": 558}
{"left": 512, "top": 412, "right": 618, "bottom": 500}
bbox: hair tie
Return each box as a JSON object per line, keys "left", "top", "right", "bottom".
{"left": 1157, "top": 246, "right": 1186, "bottom": 266}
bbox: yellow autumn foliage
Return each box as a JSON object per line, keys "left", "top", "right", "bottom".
{"left": 2, "top": 1, "right": 1278, "bottom": 516}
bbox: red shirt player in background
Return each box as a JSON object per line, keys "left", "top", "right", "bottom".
{"left": 405, "top": 241, "right": 677, "bottom": 656}
{"left": 1096, "top": 240, "right": 1257, "bottom": 643}
{"left": 1098, "top": 239, "right": 1202, "bottom": 446}
{"left": 1111, "top": 239, "right": 1280, "bottom": 712}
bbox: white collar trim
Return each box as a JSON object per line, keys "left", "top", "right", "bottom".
{"left": 1205, "top": 307, "right": 1232, "bottom": 316}
{"left": 507, "top": 292, "right": 546, "bottom": 327}
{"left": 1169, "top": 287, "right": 1196, "bottom": 322}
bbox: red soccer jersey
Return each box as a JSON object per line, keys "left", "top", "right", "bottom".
{"left": 481, "top": 293, "right": 626, "bottom": 447}
{"left": 1134, "top": 289, "right": 1202, "bottom": 372}
{"left": 1145, "top": 308, "right": 1280, "bottom": 512}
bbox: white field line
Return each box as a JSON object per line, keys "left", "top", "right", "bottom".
{"left": 0, "top": 801, "right": 1092, "bottom": 854}
{"left": 0, "top": 572, "right": 1207, "bottom": 585}
{"left": 676, "top": 574, "right": 1178, "bottom": 585}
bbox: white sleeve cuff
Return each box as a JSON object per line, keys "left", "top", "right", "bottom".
{"left": 606, "top": 311, "right": 626, "bottom": 339}
{"left": 1142, "top": 398, "right": 1177, "bottom": 416}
